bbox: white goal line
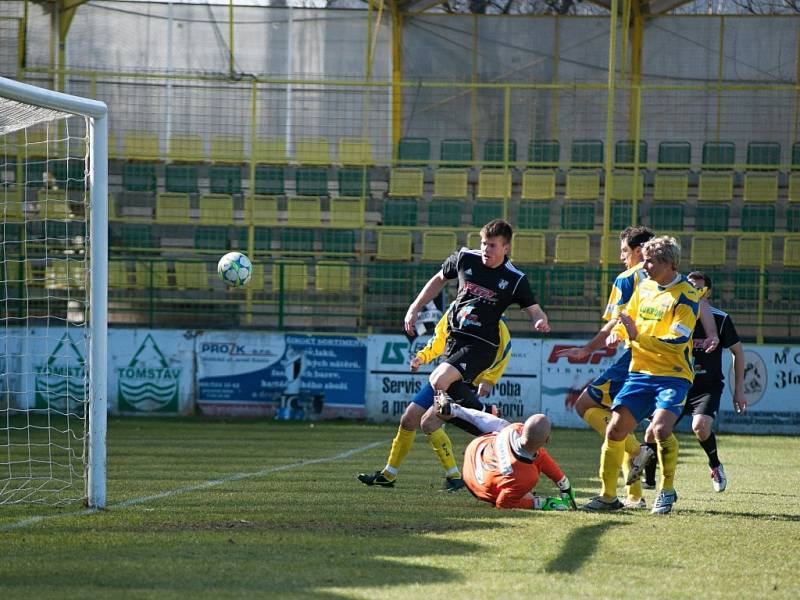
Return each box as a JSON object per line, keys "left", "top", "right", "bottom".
{"left": 0, "top": 438, "right": 388, "bottom": 532}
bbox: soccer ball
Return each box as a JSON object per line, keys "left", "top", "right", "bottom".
{"left": 217, "top": 252, "right": 253, "bottom": 287}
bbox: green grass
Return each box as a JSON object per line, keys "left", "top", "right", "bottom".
{"left": 1, "top": 419, "right": 799, "bottom": 599}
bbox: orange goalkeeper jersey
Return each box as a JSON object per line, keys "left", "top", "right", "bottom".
{"left": 462, "top": 423, "right": 565, "bottom": 509}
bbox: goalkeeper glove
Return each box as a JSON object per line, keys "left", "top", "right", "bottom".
{"left": 556, "top": 476, "right": 577, "bottom": 510}
{"left": 532, "top": 495, "right": 569, "bottom": 511}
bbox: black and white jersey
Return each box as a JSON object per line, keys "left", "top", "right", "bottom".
{"left": 691, "top": 307, "right": 740, "bottom": 388}
{"left": 441, "top": 248, "right": 538, "bottom": 347}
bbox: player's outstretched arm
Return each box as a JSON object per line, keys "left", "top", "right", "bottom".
{"left": 522, "top": 304, "right": 550, "bottom": 333}
{"left": 404, "top": 271, "right": 447, "bottom": 336}
{"left": 729, "top": 341, "right": 748, "bottom": 413}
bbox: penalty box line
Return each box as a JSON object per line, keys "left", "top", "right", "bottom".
{"left": 2, "top": 439, "right": 388, "bottom": 532}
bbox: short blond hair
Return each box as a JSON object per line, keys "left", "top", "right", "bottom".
{"left": 642, "top": 235, "right": 681, "bottom": 269}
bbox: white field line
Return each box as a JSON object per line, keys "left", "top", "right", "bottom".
{"left": 1, "top": 438, "right": 387, "bottom": 532}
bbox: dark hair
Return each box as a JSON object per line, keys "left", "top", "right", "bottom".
{"left": 620, "top": 225, "right": 655, "bottom": 249}
{"left": 480, "top": 219, "right": 513, "bottom": 244}
{"left": 688, "top": 270, "right": 712, "bottom": 290}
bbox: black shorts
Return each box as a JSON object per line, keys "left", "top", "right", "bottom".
{"left": 444, "top": 334, "right": 496, "bottom": 384}
{"left": 679, "top": 384, "right": 723, "bottom": 421}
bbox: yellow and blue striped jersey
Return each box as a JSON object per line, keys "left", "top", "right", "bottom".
{"left": 612, "top": 274, "right": 700, "bottom": 381}
{"left": 416, "top": 314, "right": 511, "bottom": 386}
{"left": 602, "top": 261, "right": 648, "bottom": 322}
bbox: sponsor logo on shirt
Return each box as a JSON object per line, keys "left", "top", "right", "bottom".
{"left": 465, "top": 268, "right": 473, "bottom": 275}
{"left": 498, "top": 279, "right": 508, "bottom": 290}
{"left": 463, "top": 281, "right": 496, "bottom": 300}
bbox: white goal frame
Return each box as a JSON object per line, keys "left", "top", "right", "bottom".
{"left": 0, "top": 76, "right": 108, "bottom": 508}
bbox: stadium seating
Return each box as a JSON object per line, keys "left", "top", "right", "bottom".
{"left": 45, "top": 259, "right": 85, "bottom": 290}
{"left": 440, "top": 139, "right": 472, "bottom": 166}
{"left": 614, "top": 140, "right": 647, "bottom": 168}
{"left": 287, "top": 196, "right": 322, "bottom": 227}
{"left": 237, "top": 227, "right": 272, "bottom": 253}
{"left": 383, "top": 197, "right": 418, "bottom": 226}
{"left": 209, "top": 165, "right": 242, "bottom": 195}
{"left": 279, "top": 228, "right": 315, "bottom": 253}
{"left": 527, "top": 140, "right": 560, "bottom": 167}
{"left": 472, "top": 199, "right": 503, "bottom": 227}
{"left": 338, "top": 138, "right": 373, "bottom": 165}
{"left": 554, "top": 233, "right": 590, "bottom": 263}
{"left": 421, "top": 231, "right": 457, "bottom": 262}
{"left": 117, "top": 223, "right": 155, "bottom": 249}
{"left": 510, "top": 232, "right": 546, "bottom": 264}
{"left": 377, "top": 231, "right": 412, "bottom": 261}
{"left": 329, "top": 197, "right": 365, "bottom": 228}
{"left": 747, "top": 141, "right": 780, "bottom": 169}
{"left": 135, "top": 261, "right": 170, "bottom": 289}
{"left": 516, "top": 199, "right": 551, "bottom": 229}
{"left": 121, "top": 162, "right": 157, "bottom": 192}
{"left": 690, "top": 235, "right": 726, "bottom": 267}
{"left": 337, "top": 168, "right": 370, "bottom": 197}
{"left": 609, "top": 172, "right": 644, "bottom": 201}
{"left": 483, "top": 139, "right": 517, "bottom": 165}
{"left": 295, "top": 167, "right": 329, "bottom": 197}
{"left": 198, "top": 194, "right": 234, "bottom": 225}
{"left": 164, "top": 165, "right": 198, "bottom": 193}
{"left": 315, "top": 261, "right": 352, "bottom": 293}
{"left": 108, "top": 260, "right": 131, "bottom": 289}
{"left": 702, "top": 141, "right": 735, "bottom": 169}
{"left": 122, "top": 132, "right": 161, "bottom": 161}
{"left": 561, "top": 202, "right": 595, "bottom": 230}
{"left": 295, "top": 138, "right": 330, "bottom": 165}
{"left": 247, "top": 195, "right": 279, "bottom": 226}
{"left": 195, "top": 226, "right": 229, "bottom": 251}
{"left": 272, "top": 260, "right": 308, "bottom": 292}
{"left": 477, "top": 170, "right": 512, "bottom": 199}
{"left": 433, "top": 169, "right": 469, "bottom": 198}
{"left": 168, "top": 134, "right": 205, "bottom": 162}
{"left": 784, "top": 237, "right": 800, "bottom": 267}
{"left": 321, "top": 229, "right": 357, "bottom": 255}
{"left": 571, "top": 139, "right": 603, "bottom": 167}
{"left": 565, "top": 170, "right": 600, "bottom": 200}
{"left": 210, "top": 134, "right": 245, "bottom": 164}
{"left": 37, "top": 189, "right": 73, "bottom": 220}
{"left": 156, "top": 193, "right": 191, "bottom": 223}
{"left": 397, "top": 137, "right": 430, "bottom": 165}
{"left": 255, "top": 165, "right": 285, "bottom": 195}
{"left": 521, "top": 170, "right": 556, "bottom": 200}
{"left": 388, "top": 168, "right": 424, "bottom": 197}
{"left": 428, "top": 198, "right": 462, "bottom": 227}
{"left": 695, "top": 203, "right": 730, "bottom": 232}
{"left": 176, "top": 262, "right": 213, "bottom": 290}
{"left": 254, "top": 138, "right": 288, "bottom": 164}
{"left": 736, "top": 236, "right": 773, "bottom": 267}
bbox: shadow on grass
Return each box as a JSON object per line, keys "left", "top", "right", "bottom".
{"left": 677, "top": 508, "right": 800, "bottom": 522}
{"left": 543, "top": 521, "right": 629, "bottom": 574}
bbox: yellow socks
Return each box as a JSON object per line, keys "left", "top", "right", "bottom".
{"left": 600, "top": 437, "right": 625, "bottom": 499}
{"left": 623, "top": 454, "right": 643, "bottom": 500}
{"left": 426, "top": 427, "right": 461, "bottom": 479}
{"left": 583, "top": 406, "right": 611, "bottom": 436}
{"left": 657, "top": 434, "right": 679, "bottom": 491}
{"left": 381, "top": 426, "right": 416, "bottom": 481}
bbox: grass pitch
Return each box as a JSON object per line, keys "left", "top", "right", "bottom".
{"left": 1, "top": 418, "right": 799, "bottom": 599}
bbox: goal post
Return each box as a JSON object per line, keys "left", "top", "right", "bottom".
{"left": 0, "top": 76, "right": 108, "bottom": 508}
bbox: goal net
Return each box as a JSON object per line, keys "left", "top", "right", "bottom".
{"left": 0, "top": 77, "right": 107, "bottom": 507}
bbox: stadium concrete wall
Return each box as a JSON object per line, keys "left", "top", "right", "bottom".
{"left": 1, "top": 328, "right": 797, "bottom": 433}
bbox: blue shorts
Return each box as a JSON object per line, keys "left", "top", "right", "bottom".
{"left": 587, "top": 349, "right": 631, "bottom": 408}
{"left": 411, "top": 383, "right": 436, "bottom": 410}
{"left": 611, "top": 372, "right": 691, "bottom": 423}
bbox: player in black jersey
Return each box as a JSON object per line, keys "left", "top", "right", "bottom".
{"left": 642, "top": 271, "right": 747, "bottom": 492}
{"left": 403, "top": 220, "right": 550, "bottom": 488}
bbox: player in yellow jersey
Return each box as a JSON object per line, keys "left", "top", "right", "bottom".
{"left": 583, "top": 236, "right": 701, "bottom": 515}
{"left": 557, "top": 226, "right": 719, "bottom": 508}
{"left": 357, "top": 311, "right": 511, "bottom": 490}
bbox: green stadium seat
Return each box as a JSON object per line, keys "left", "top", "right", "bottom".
{"left": 548, "top": 267, "right": 588, "bottom": 298}
{"left": 121, "top": 162, "right": 157, "bottom": 192}
{"left": 702, "top": 141, "right": 735, "bottom": 169}
{"left": 23, "top": 158, "right": 48, "bottom": 188}
{"left": 440, "top": 139, "right": 472, "bottom": 166}
{"left": 561, "top": 202, "right": 595, "bottom": 230}
{"left": 321, "top": 229, "right": 357, "bottom": 254}
{"left": 517, "top": 199, "right": 551, "bottom": 230}
{"left": 295, "top": 167, "right": 328, "bottom": 197}
{"left": 279, "top": 228, "right": 315, "bottom": 253}
{"left": 50, "top": 158, "right": 85, "bottom": 187}
{"left": 781, "top": 269, "right": 800, "bottom": 303}
{"left": 237, "top": 226, "right": 272, "bottom": 253}
{"left": 483, "top": 139, "right": 517, "bottom": 165}
{"left": 528, "top": 140, "right": 560, "bottom": 167}
{"left": 788, "top": 205, "right": 800, "bottom": 233}
{"left": 383, "top": 198, "right": 418, "bottom": 226}
{"left": 657, "top": 141, "right": 691, "bottom": 168}
{"left": 398, "top": 137, "right": 430, "bottom": 165}
{"left": 614, "top": 140, "right": 648, "bottom": 167}
{"left": 338, "top": 168, "right": 370, "bottom": 197}
{"left": 747, "top": 142, "right": 780, "bottom": 169}
{"left": 571, "top": 140, "right": 603, "bottom": 167}
{"left": 695, "top": 203, "right": 730, "bottom": 232}
{"left": 164, "top": 165, "right": 198, "bottom": 193}
{"left": 792, "top": 142, "right": 800, "bottom": 169}
{"left": 428, "top": 199, "right": 462, "bottom": 227}
{"left": 741, "top": 204, "right": 775, "bottom": 232}
{"left": 209, "top": 165, "right": 242, "bottom": 195}
{"left": 367, "top": 262, "right": 417, "bottom": 296}
{"left": 610, "top": 202, "right": 633, "bottom": 231}
{"left": 255, "top": 165, "right": 285, "bottom": 195}
{"left": 648, "top": 203, "right": 684, "bottom": 231}
{"left": 195, "top": 226, "right": 229, "bottom": 251}
{"left": 117, "top": 224, "right": 155, "bottom": 249}
{"left": 471, "top": 200, "right": 503, "bottom": 227}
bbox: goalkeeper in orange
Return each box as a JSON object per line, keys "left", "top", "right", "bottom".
{"left": 435, "top": 393, "right": 577, "bottom": 510}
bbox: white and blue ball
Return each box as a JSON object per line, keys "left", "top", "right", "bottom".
{"left": 217, "top": 252, "right": 253, "bottom": 287}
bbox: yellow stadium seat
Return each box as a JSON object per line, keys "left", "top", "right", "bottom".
{"left": 691, "top": 235, "right": 727, "bottom": 266}
{"left": 176, "top": 262, "right": 212, "bottom": 290}
{"left": 246, "top": 195, "right": 279, "bottom": 226}
{"left": 743, "top": 173, "right": 778, "bottom": 203}
{"left": 422, "top": 231, "right": 457, "bottom": 262}
{"left": 156, "top": 192, "right": 191, "bottom": 223}
{"left": 477, "top": 169, "right": 512, "bottom": 199}
{"left": 788, "top": 173, "right": 800, "bottom": 203}
{"left": 108, "top": 260, "right": 130, "bottom": 289}
{"left": 521, "top": 170, "right": 556, "bottom": 200}
{"left": 338, "top": 138, "right": 373, "bottom": 165}
{"left": 784, "top": 237, "right": 800, "bottom": 267}
{"left": 653, "top": 172, "right": 688, "bottom": 202}
{"left": 36, "top": 189, "right": 72, "bottom": 220}
{"left": 210, "top": 134, "right": 245, "bottom": 164}
{"left": 316, "top": 261, "right": 352, "bottom": 293}
{"left": 168, "top": 134, "right": 205, "bottom": 162}
{"left": 736, "top": 236, "right": 773, "bottom": 267}
{"left": 609, "top": 172, "right": 644, "bottom": 201}
{"left": 287, "top": 196, "right": 322, "bottom": 226}
{"left": 511, "top": 232, "right": 546, "bottom": 264}
{"left": 254, "top": 137, "right": 288, "bottom": 164}
{"left": 467, "top": 232, "right": 481, "bottom": 249}
{"left": 295, "top": 138, "right": 330, "bottom": 165}
{"left": 1, "top": 196, "right": 27, "bottom": 222}
{"left": 45, "top": 259, "right": 86, "bottom": 290}
{"left": 554, "top": 233, "right": 590, "bottom": 264}
{"left": 135, "top": 261, "right": 170, "bottom": 289}
{"left": 273, "top": 260, "right": 308, "bottom": 292}
{"left": 565, "top": 171, "right": 599, "bottom": 200}
{"left": 433, "top": 169, "right": 468, "bottom": 198}
{"left": 247, "top": 264, "right": 265, "bottom": 290}
{"left": 198, "top": 194, "right": 234, "bottom": 224}
{"left": 389, "top": 168, "right": 424, "bottom": 197}
{"left": 698, "top": 172, "right": 733, "bottom": 202}
{"left": 329, "top": 197, "right": 365, "bottom": 227}
{"left": 377, "top": 231, "right": 412, "bottom": 261}
{"left": 122, "top": 132, "right": 161, "bottom": 161}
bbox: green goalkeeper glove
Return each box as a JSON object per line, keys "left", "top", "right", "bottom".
{"left": 556, "top": 476, "right": 577, "bottom": 510}
{"left": 533, "top": 496, "right": 569, "bottom": 511}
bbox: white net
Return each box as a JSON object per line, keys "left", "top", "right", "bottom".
{"left": 1, "top": 102, "right": 91, "bottom": 505}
